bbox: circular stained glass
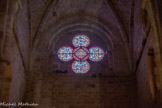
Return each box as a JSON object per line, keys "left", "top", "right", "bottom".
{"left": 72, "top": 61, "right": 90, "bottom": 73}
{"left": 72, "top": 35, "right": 90, "bottom": 47}
{"left": 73, "top": 47, "right": 89, "bottom": 61}
{"left": 89, "top": 47, "right": 104, "bottom": 62}
{"left": 57, "top": 46, "right": 73, "bottom": 61}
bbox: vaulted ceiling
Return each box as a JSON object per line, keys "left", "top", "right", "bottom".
{"left": 27, "top": 0, "right": 134, "bottom": 75}
{"left": 30, "top": 0, "right": 133, "bottom": 44}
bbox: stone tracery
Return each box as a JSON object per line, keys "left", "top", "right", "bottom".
{"left": 57, "top": 35, "right": 104, "bottom": 73}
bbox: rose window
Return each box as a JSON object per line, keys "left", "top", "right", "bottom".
{"left": 57, "top": 35, "right": 104, "bottom": 74}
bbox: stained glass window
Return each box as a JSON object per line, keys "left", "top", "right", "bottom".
{"left": 71, "top": 61, "right": 90, "bottom": 73}
{"left": 73, "top": 47, "right": 89, "bottom": 61}
{"left": 57, "top": 35, "right": 104, "bottom": 74}
{"left": 72, "top": 35, "right": 90, "bottom": 47}
{"left": 89, "top": 47, "right": 104, "bottom": 62}
{"left": 57, "top": 46, "right": 73, "bottom": 61}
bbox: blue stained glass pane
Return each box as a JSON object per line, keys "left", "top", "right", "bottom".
{"left": 57, "top": 35, "right": 105, "bottom": 74}
{"left": 57, "top": 46, "right": 73, "bottom": 61}
{"left": 89, "top": 47, "right": 104, "bottom": 62}
{"left": 72, "top": 61, "right": 90, "bottom": 73}
{"left": 72, "top": 35, "right": 90, "bottom": 47}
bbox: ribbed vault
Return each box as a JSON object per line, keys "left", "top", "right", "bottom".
{"left": 29, "top": 0, "right": 133, "bottom": 75}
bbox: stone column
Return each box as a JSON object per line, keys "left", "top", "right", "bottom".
{"left": 0, "top": 63, "right": 8, "bottom": 101}
{"left": 156, "top": 0, "right": 162, "bottom": 105}
{"left": 0, "top": 0, "right": 9, "bottom": 101}
{"left": 144, "top": 0, "right": 162, "bottom": 106}
{"left": 0, "top": 0, "right": 21, "bottom": 101}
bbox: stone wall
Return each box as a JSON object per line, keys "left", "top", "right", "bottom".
{"left": 25, "top": 71, "right": 137, "bottom": 108}
{"left": 135, "top": 31, "right": 156, "bottom": 108}
{"left": 0, "top": 0, "right": 142, "bottom": 107}
{"left": 26, "top": 40, "right": 137, "bottom": 108}
{"left": 133, "top": 0, "right": 158, "bottom": 107}
{"left": 9, "top": 35, "right": 25, "bottom": 102}
{"left": 9, "top": 0, "right": 29, "bottom": 103}
{"left": 133, "top": 0, "right": 149, "bottom": 64}
{"left": 100, "top": 76, "right": 137, "bottom": 108}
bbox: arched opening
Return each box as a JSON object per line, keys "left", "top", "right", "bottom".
{"left": 148, "top": 47, "right": 160, "bottom": 101}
